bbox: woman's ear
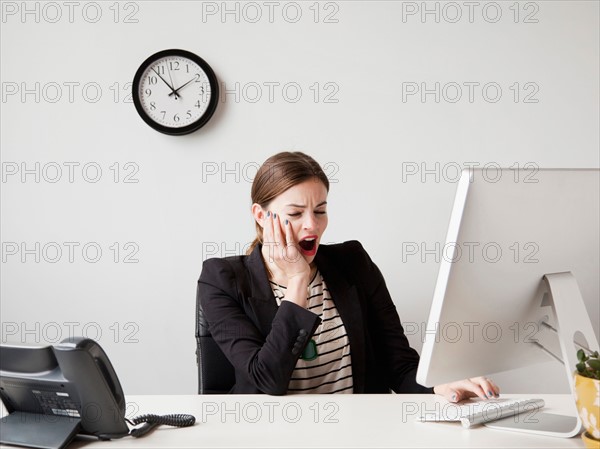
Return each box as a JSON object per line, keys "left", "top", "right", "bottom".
{"left": 251, "top": 203, "right": 264, "bottom": 227}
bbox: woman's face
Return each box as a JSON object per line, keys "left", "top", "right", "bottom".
{"left": 254, "top": 179, "right": 328, "bottom": 266}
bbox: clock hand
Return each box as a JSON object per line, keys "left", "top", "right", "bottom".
{"left": 168, "top": 76, "right": 197, "bottom": 97}
{"left": 151, "top": 67, "right": 179, "bottom": 99}
{"left": 166, "top": 65, "right": 179, "bottom": 99}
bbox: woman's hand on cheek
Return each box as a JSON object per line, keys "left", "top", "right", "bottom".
{"left": 433, "top": 377, "right": 500, "bottom": 403}
{"left": 261, "top": 211, "right": 310, "bottom": 282}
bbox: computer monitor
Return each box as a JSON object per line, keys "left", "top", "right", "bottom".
{"left": 416, "top": 168, "right": 599, "bottom": 436}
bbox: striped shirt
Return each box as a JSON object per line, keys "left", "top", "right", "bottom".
{"left": 270, "top": 270, "right": 354, "bottom": 394}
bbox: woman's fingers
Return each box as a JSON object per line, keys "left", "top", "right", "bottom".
{"left": 266, "top": 212, "right": 289, "bottom": 265}
{"left": 272, "top": 212, "right": 285, "bottom": 248}
{"left": 262, "top": 211, "right": 275, "bottom": 263}
{"left": 284, "top": 218, "right": 294, "bottom": 247}
{"left": 262, "top": 211, "right": 273, "bottom": 240}
{"left": 284, "top": 218, "right": 303, "bottom": 265}
{"left": 274, "top": 214, "right": 300, "bottom": 266}
{"left": 461, "top": 379, "right": 487, "bottom": 400}
{"left": 470, "top": 377, "right": 500, "bottom": 398}
{"left": 435, "top": 377, "right": 500, "bottom": 402}
{"left": 433, "top": 384, "right": 459, "bottom": 402}
{"left": 442, "top": 384, "right": 479, "bottom": 403}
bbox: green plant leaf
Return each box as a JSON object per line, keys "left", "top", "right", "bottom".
{"left": 576, "top": 362, "right": 586, "bottom": 372}
{"left": 587, "top": 359, "right": 600, "bottom": 371}
{"left": 577, "top": 349, "right": 585, "bottom": 362}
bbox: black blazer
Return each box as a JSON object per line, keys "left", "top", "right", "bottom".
{"left": 198, "top": 240, "right": 434, "bottom": 395}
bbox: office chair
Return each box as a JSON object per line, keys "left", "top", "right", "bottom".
{"left": 195, "top": 285, "right": 236, "bottom": 394}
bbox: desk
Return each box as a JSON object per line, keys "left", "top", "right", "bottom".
{"left": 80, "top": 394, "right": 586, "bottom": 448}
{"left": 2, "top": 394, "right": 586, "bottom": 448}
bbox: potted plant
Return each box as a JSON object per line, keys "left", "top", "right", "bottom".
{"left": 574, "top": 349, "right": 600, "bottom": 448}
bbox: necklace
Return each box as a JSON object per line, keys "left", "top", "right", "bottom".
{"left": 300, "top": 339, "right": 318, "bottom": 361}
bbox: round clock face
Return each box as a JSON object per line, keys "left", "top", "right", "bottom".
{"left": 132, "top": 49, "right": 219, "bottom": 135}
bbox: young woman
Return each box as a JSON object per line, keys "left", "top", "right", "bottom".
{"left": 198, "top": 152, "right": 500, "bottom": 399}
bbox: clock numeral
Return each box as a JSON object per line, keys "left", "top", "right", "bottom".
{"left": 149, "top": 102, "right": 156, "bottom": 110}
{"left": 186, "top": 110, "right": 192, "bottom": 119}
{"left": 145, "top": 88, "right": 152, "bottom": 97}
{"left": 155, "top": 65, "right": 165, "bottom": 75}
{"left": 174, "top": 113, "right": 180, "bottom": 122}
{"left": 195, "top": 101, "right": 203, "bottom": 109}
{"left": 194, "top": 76, "right": 207, "bottom": 95}
{"left": 148, "top": 76, "right": 158, "bottom": 85}
{"left": 186, "top": 64, "right": 190, "bottom": 73}
{"left": 169, "top": 61, "right": 180, "bottom": 71}
{"left": 160, "top": 111, "right": 166, "bottom": 119}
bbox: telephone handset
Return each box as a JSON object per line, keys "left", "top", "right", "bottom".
{"left": 53, "top": 337, "right": 129, "bottom": 439}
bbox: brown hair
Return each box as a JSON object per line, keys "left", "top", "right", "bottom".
{"left": 247, "top": 152, "right": 330, "bottom": 255}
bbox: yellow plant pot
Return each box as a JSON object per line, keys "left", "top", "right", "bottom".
{"left": 574, "top": 372, "right": 600, "bottom": 446}
{"left": 582, "top": 431, "right": 600, "bottom": 449}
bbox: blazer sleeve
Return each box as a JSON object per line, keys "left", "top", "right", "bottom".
{"left": 349, "top": 241, "right": 434, "bottom": 394}
{"left": 198, "top": 257, "right": 321, "bottom": 395}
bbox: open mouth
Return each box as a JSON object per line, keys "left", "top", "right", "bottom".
{"left": 298, "top": 237, "right": 317, "bottom": 253}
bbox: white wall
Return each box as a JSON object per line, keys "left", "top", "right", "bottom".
{"left": 1, "top": 1, "right": 598, "bottom": 395}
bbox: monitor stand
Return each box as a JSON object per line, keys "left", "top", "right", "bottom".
{"left": 483, "top": 271, "right": 598, "bottom": 438}
{"left": 0, "top": 411, "right": 81, "bottom": 449}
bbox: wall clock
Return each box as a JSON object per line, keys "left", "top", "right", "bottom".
{"left": 132, "top": 49, "right": 219, "bottom": 135}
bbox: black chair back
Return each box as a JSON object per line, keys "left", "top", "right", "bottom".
{"left": 195, "top": 286, "right": 236, "bottom": 394}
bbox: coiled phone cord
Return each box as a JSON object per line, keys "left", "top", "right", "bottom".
{"left": 127, "top": 414, "right": 196, "bottom": 437}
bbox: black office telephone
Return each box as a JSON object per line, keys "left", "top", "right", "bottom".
{"left": 0, "top": 337, "right": 195, "bottom": 449}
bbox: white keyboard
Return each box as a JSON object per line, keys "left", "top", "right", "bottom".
{"left": 418, "top": 398, "right": 545, "bottom": 428}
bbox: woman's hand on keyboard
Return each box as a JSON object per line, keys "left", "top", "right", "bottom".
{"left": 433, "top": 376, "right": 500, "bottom": 403}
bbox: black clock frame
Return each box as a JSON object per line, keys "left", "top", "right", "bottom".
{"left": 132, "top": 49, "right": 219, "bottom": 136}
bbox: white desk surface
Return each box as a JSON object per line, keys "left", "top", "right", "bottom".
{"left": 54, "top": 394, "right": 585, "bottom": 448}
